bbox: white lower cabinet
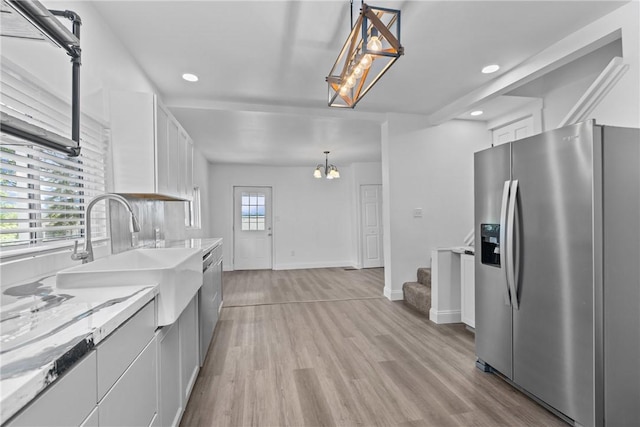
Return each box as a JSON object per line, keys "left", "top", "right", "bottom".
{"left": 460, "top": 254, "right": 476, "bottom": 328}
{"left": 180, "top": 296, "right": 199, "bottom": 402}
{"left": 158, "top": 321, "right": 182, "bottom": 427}
{"left": 6, "top": 351, "right": 97, "bottom": 427}
{"left": 158, "top": 294, "right": 200, "bottom": 427}
{"left": 95, "top": 300, "right": 157, "bottom": 427}
{"left": 7, "top": 290, "right": 207, "bottom": 427}
{"left": 6, "top": 301, "right": 157, "bottom": 427}
{"left": 98, "top": 337, "right": 157, "bottom": 426}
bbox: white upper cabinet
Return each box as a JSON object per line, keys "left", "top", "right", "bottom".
{"left": 109, "top": 91, "right": 193, "bottom": 201}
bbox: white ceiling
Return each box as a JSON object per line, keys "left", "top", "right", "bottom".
{"left": 91, "top": 0, "right": 627, "bottom": 166}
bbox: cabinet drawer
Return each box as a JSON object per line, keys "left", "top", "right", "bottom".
{"left": 6, "top": 351, "right": 97, "bottom": 427}
{"left": 99, "top": 336, "right": 157, "bottom": 427}
{"left": 97, "top": 300, "right": 155, "bottom": 400}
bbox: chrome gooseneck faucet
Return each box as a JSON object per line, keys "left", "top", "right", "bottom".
{"left": 72, "top": 193, "right": 141, "bottom": 264}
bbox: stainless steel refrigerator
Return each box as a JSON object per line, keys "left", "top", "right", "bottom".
{"left": 474, "top": 120, "right": 639, "bottom": 427}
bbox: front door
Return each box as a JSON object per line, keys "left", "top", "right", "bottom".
{"left": 233, "top": 186, "right": 272, "bottom": 270}
{"left": 361, "top": 184, "right": 383, "bottom": 268}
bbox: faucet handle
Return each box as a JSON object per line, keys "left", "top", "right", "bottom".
{"left": 71, "top": 240, "right": 89, "bottom": 262}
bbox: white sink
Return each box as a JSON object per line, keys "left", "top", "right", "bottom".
{"left": 56, "top": 248, "right": 202, "bottom": 326}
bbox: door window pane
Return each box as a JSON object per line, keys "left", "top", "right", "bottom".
{"left": 241, "top": 191, "right": 266, "bottom": 231}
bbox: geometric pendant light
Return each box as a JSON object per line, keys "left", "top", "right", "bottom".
{"left": 326, "top": 3, "right": 404, "bottom": 108}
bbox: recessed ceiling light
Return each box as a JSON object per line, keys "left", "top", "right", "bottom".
{"left": 470, "top": 110, "right": 484, "bottom": 116}
{"left": 481, "top": 64, "right": 500, "bottom": 74}
{"left": 182, "top": 73, "right": 199, "bottom": 82}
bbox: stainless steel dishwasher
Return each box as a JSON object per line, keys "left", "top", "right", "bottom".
{"left": 199, "top": 245, "right": 222, "bottom": 364}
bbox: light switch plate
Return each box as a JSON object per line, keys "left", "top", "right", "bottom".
{"left": 413, "top": 208, "right": 423, "bottom": 218}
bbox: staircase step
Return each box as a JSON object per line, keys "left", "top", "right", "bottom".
{"left": 417, "top": 268, "right": 431, "bottom": 287}
{"left": 402, "top": 281, "right": 431, "bottom": 315}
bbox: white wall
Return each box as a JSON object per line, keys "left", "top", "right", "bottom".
{"left": 381, "top": 116, "right": 491, "bottom": 300}
{"left": 209, "top": 164, "right": 356, "bottom": 271}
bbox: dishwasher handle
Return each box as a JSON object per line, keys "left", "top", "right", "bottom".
{"left": 203, "top": 251, "right": 214, "bottom": 272}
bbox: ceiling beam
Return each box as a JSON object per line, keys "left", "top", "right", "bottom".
{"left": 164, "top": 97, "right": 388, "bottom": 123}
{"left": 427, "top": 21, "right": 624, "bottom": 125}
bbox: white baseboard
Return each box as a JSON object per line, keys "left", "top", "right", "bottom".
{"left": 429, "top": 308, "right": 462, "bottom": 324}
{"left": 384, "top": 287, "right": 404, "bottom": 301}
{"left": 272, "top": 261, "right": 355, "bottom": 271}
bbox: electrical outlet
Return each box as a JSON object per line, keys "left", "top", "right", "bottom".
{"left": 291, "top": 250, "right": 295, "bottom": 256}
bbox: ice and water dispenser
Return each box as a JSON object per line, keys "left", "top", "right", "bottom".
{"left": 480, "top": 224, "right": 501, "bottom": 267}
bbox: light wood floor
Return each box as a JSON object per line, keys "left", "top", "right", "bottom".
{"left": 221, "top": 267, "right": 385, "bottom": 307}
{"left": 181, "top": 268, "right": 565, "bottom": 427}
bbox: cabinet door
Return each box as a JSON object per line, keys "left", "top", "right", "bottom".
{"left": 110, "top": 91, "right": 156, "bottom": 194}
{"left": 177, "top": 131, "right": 187, "bottom": 199}
{"left": 156, "top": 104, "right": 170, "bottom": 195}
{"left": 199, "top": 283, "right": 214, "bottom": 364}
{"left": 180, "top": 296, "right": 199, "bottom": 402}
{"left": 185, "top": 137, "right": 194, "bottom": 200}
{"left": 99, "top": 337, "right": 157, "bottom": 427}
{"left": 158, "top": 323, "right": 182, "bottom": 427}
{"left": 460, "top": 254, "right": 476, "bottom": 328}
{"left": 167, "top": 118, "right": 180, "bottom": 197}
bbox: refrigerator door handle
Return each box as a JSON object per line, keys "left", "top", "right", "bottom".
{"left": 507, "top": 180, "right": 519, "bottom": 310}
{"left": 500, "top": 180, "right": 512, "bottom": 306}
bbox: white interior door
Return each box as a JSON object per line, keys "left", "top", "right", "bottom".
{"left": 361, "top": 184, "right": 383, "bottom": 268}
{"left": 233, "top": 186, "right": 272, "bottom": 270}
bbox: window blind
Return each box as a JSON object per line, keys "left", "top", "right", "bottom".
{"left": 1, "top": 59, "right": 108, "bottom": 254}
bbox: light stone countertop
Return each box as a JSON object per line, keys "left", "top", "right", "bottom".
{"left": 161, "top": 237, "right": 222, "bottom": 254}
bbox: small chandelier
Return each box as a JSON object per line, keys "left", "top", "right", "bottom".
{"left": 313, "top": 151, "right": 340, "bottom": 180}
{"left": 326, "top": 2, "right": 404, "bottom": 108}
